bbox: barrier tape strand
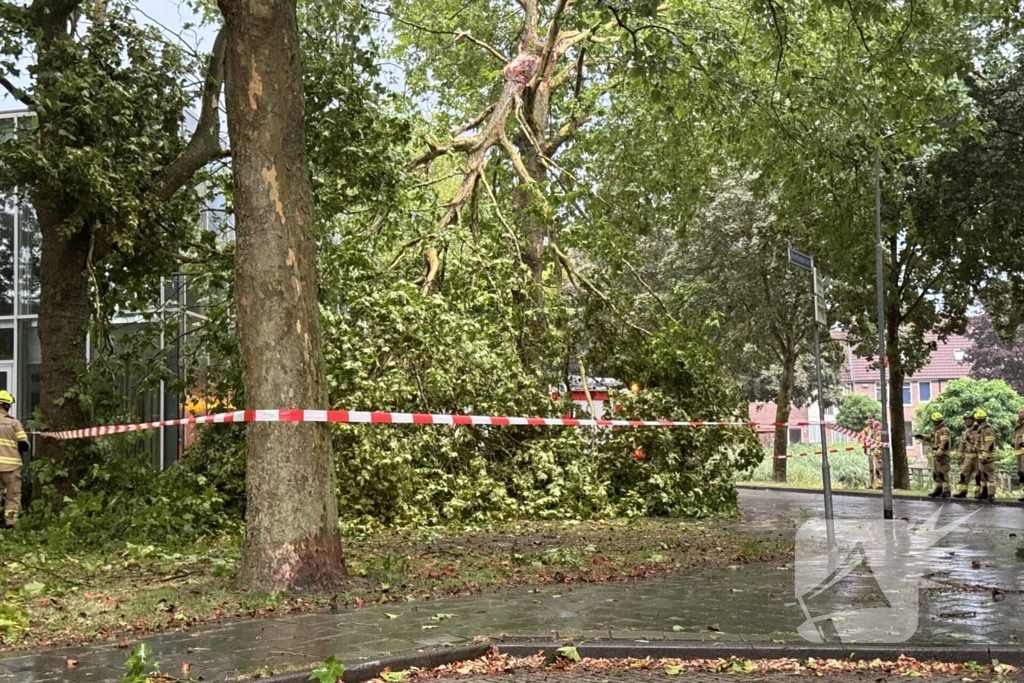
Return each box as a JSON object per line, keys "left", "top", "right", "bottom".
{"left": 36, "top": 409, "right": 887, "bottom": 447}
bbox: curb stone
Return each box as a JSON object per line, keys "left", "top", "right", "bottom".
{"left": 260, "top": 644, "right": 491, "bottom": 683}
{"left": 258, "top": 639, "right": 1024, "bottom": 682}
{"left": 495, "top": 640, "right": 1024, "bottom": 665}
{"left": 735, "top": 484, "right": 1024, "bottom": 507}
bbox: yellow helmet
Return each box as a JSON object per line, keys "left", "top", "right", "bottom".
{"left": 931, "top": 412, "right": 944, "bottom": 422}
{"left": 0, "top": 390, "right": 14, "bottom": 405}
{"left": 973, "top": 408, "right": 987, "bottom": 420}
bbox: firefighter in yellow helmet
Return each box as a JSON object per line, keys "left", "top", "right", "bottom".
{"left": 953, "top": 412, "right": 980, "bottom": 498}
{"left": 974, "top": 409, "right": 998, "bottom": 500}
{"left": 926, "top": 412, "right": 952, "bottom": 498}
{"left": 1014, "top": 407, "right": 1024, "bottom": 503}
{"left": 0, "top": 391, "right": 29, "bottom": 528}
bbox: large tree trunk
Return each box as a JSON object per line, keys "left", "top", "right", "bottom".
{"left": 511, "top": 134, "right": 550, "bottom": 369}
{"left": 772, "top": 353, "right": 796, "bottom": 482}
{"left": 883, "top": 293, "right": 910, "bottom": 489}
{"left": 886, "top": 355, "right": 909, "bottom": 490}
{"left": 34, "top": 202, "right": 92, "bottom": 501}
{"left": 218, "top": 0, "right": 346, "bottom": 591}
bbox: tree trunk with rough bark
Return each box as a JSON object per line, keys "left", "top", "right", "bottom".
{"left": 886, "top": 354, "right": 910, "bottom": 490}
{"left": 772, "top": 353, "right": 795, "bottom": 482}
{"left": 218, "top": 0, "right": 347, "bottom": 591}
{"left": 33, "top": 200, "right": 92, "bottom": 501}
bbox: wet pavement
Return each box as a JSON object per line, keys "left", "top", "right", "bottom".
{"left": 3, "top": 489, "right": 1023, "bottom": 682}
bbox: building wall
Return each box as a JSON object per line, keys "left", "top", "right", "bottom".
{"left": 845, "top": 379, "right": 950, "bottom": 464}
{"left": 0, "top": 112, "right": 43, "bottom": 424}
{"left": 747, "top": 403, "right": 832, "bottom": 446}
{"left": 3, "top": 108, "right": 199, "bottom": 470}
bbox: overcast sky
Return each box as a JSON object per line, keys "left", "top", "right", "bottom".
{"left": 1, "top": 1, "right": 215, "bottom": 111}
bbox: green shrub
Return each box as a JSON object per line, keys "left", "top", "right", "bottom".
{"left": 24, "top": 455, "right": 238, "bottom": 550}
{"left": 744, "top": 445, "right": 870, "bottom": 488}
{"left": 835, "top": 394, "right": 882, "bottom": 433}
{"left": 915, "top": 378, "right": 1024, "bottom": 445}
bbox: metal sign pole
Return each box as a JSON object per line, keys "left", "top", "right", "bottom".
{"left": 875, "top": 146, "right": 894, "bottom": 520}
{"left": 812, "top": 267, "right": 835, "bottom": 551}
{"left": 790, "top": 247, "right": 836, "bottom": 550}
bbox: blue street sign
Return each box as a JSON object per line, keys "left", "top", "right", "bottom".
{"left": 788, "top": 246, "right": 814, "bottom": 271}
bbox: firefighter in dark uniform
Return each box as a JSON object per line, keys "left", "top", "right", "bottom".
{"left": 925, "top": 412, "right": 952, "bottom": 498}
{"left": 953, "top": 413, "right": 979, "bottom": 499}
{"left": 0, "top": 391, "right": 30, "bottom": 528}
{"left": 975, "top": 409, "right": 998, "bottom": 500}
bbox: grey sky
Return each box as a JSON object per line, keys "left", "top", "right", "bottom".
{"left": 1, "top": 1, "right": 215, "bottom": 110}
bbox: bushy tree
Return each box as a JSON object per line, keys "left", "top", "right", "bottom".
{"left": 967, "top": 315, "right": 1024, "bottom": 395}
{"left": 914, "top": 378, "right": 1024, "bottom": 445}
{"left": 836, "top": 393, "right": 882, "bottom": 433}
{"left": 0, "top": 0, "right": 227, "bottom": 500}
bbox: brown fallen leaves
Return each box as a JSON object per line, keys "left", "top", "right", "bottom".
{"left": 374, "top": 648, "right": 1017, "bottom": 681}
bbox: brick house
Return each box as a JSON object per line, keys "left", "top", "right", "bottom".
{"left": 837, "top": 332, "right": 973, "bottom": 463}
{"left": 748, "top": 331, "right": 973, "bottom": 458}
{"left": 747, "top": 401, "right": 835, "bottom": 447}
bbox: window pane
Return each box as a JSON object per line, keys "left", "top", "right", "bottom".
{"left": 15, "top": 114, "right": 37, "bottom": 140}
{"left": 919, "top": 382, "right": 931, "bottom": 401}
{"left": 0, "top": 117, "right": 14, "bottom": 143}
{"left": 902, "top": 383, "right": 911, "bottom": 404}
{"left": 905, "top": 421, "right": 914, "bottom": 447}
{"left": 0, "top": 321, "right": 13, "bottom": 360}
{"left": 789, "top": 428, "right": 802, "bottom": 444}
{"left": 0, "top": 194, "right": 14, "bottom": 316}
{"left": 18, "top": 200, "right": 40, "bottom": 315}
{"left": 18, "top": 320, "right": 40, "bottom": 421}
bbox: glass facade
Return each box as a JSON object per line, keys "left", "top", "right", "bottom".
{"left": 1, "top": 109, "right": 214, "bottom": 469}
{"left": 0, "top": 111, "right": 42, "bottom": 424}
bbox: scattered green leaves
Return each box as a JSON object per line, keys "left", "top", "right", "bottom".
{"left": 309, "top": 655, "right": 346, "bottom": 683}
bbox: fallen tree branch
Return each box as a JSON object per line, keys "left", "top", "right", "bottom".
{"left": 452, "top": 103, "right": 496, "bottom": 137}
{"left": 500, "top": 134, "right": 535, "bottom": 184}
{"left": 622, "top": 258, "right": 678, "bottom": 323}
{"left": 551, "top": 241, "right": 652, "bottom": 336}
{"left": 479, "top": 170, "right": 523, "bottom": 262}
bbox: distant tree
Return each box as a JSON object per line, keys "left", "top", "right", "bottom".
{"left": 675, "top": 178, "right": 841, "bottom": 483}
{"left": 836, "top": 394, "right": 882, "bottom": 433}
{"left": 914, "top": 378, "right": 1024, "bottom": 445}
{"left": 967, "top": 315, "right": 1024, "bottom": 394}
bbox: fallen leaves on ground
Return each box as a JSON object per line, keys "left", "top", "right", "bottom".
{"left": 1, "top": 518, "right": 793, "bottom": 652}
{"left": 377, "top": 648, "right": 1018, "bottom": 681}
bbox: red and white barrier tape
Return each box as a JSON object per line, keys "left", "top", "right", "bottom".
{"left": 36, "top": 408, "right": 887, "bottom": 446}
{"left": 771, "top": 445, "right": 866, "bottom": 460}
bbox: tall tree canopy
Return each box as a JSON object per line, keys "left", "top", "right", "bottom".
{"left": 0, "top": 0, "right": 227, "bottom": 499}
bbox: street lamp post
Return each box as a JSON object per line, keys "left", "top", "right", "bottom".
{"left": 874, "top": 146, "right": 894, "bottom": 520}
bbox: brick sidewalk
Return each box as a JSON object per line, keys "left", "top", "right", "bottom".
{"left": 4, "top": 490, "right": 1021, "bottom": 682}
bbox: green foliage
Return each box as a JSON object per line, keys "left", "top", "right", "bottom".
{"left": 745, "top": 447, "right": 869, "bottom": 489}
{"left": 836, "top": 394, "right": 882, "bottom": 433}
{"left": 914, "top": 378, "right": 1024, "bottom": 445}
{"left": 23, "top": 454, "right": 238, "bottom": 550}
{"left": 309, "top": 656, "right": 346, "bottom": 683}
{"left": 174, "top": 0, "right": 764, "bottom": 528}
{"left": 0, "top": 595, "right": 30, "bottom": 644}
{"left": 556, "top": 646, "right": 582, "bottom": 663}
{"left": 121, "top": 643, "right": 159, "bottom": 683}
